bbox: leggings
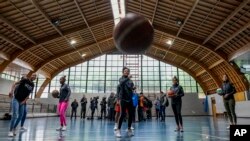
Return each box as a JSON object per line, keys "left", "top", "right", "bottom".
{"left": 172, "top": 102, "right": 183, "bottom": 126}
{"left": 21, "top": 104, "right": 27, "bottom": 127}
{"left": 118, "top": 100, "right": 134, "bottom": 129}
{"left": 58, "top": 101, "right": 68, "bottom": 126}
{"left": 224, "top": 99, "right": 237, "bottom": 124}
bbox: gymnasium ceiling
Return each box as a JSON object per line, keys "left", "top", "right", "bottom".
{"left": 0, "top": 0, "right": 249, "bottom": 95}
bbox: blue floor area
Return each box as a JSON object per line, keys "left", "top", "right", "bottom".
{"left": 1, "top": 116, "right": 249, "bottom": 141}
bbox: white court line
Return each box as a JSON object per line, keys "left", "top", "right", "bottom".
{"left": 189, "top": 132, "right": 229, "bottom": 141}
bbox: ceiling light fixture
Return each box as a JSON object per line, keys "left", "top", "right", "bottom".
{"left": 166, "top": 40, "right": 173, "bottom": 45}
{"left": 111, "top": 0, "right": 125, "bottom": 25}
{"left": 70, "top": 40, "right": 76, "bottom": 45}
{"left": 82, "top": 54, "right": 86, "bottom": 57}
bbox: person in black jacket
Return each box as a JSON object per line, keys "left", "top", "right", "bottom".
{"left": 108, "top": 92, "right": 115, "bottom": 121}
{"left": 8, "top": 73, "right": 37, "bottom": 137}
{"left": 221, "top": 74, "right": 237, "bottom": 128}
{"left": 170, "top": 76, "right": 184, "bottom": 132}
{"left": 71, "top": 99, "right": 78, "bottom": 120}
{"left": 100, "top": 97, "right": 107, "bottom": 119}
{"left": 80, "top": 95, "right": 87, "bottom": 119}
{"left": 115, "top": 67, "right": 134, "bottom": 138}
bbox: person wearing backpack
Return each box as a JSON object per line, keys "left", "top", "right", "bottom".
{"left": 159, "top": 91, "right": 168, "bottom": 121}
{"left": 220, "top": 74, "right": 237, "bottom": 129}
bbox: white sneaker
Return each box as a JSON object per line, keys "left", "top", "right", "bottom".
{"left": 20, "top": 127, "right": 27, "bottom": 131}
{"left": 127, "top": 129, "right": 134, "bottom": 137}
{"left": 61, "top": 126, "right": 67, "bottom": 131}
{"left": 227, "top": 126, "right": 230, "bottom": 129}
{"left": 56, "top": 126, "right": 62, "bottom": 131}
{"left": 131, "top": 126, "right": 134, "bottom": 130}
{"left": 114, "top": 124, "right": 118, "bottom": 130}
{"left": 115, "top": 130, "right": 121, "bottom": 138}
{"left": 8, "top": 131, "right": 14, "bottom": 137}
{"left": 13, "top": 128, "right": 17, "bottom": 135}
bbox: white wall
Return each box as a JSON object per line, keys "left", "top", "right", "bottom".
{"left": 0, "top": 78, "right": 14, "bottom": 95}
{"left": 36, "top": 92, "right": 208, "bottom": 117}
{"left": 207, "top": 93, "right": 250, "bottom": 117}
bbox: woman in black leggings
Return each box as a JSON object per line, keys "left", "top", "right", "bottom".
{"left": 170, "top": 76, "right": 184, "bottom": 132}
{"left": 115, "top": 67, "right": 134, "bottom": 138}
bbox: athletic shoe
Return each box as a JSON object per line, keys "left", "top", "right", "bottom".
{"left": 115, "top": 130, "right": 121, "bottom": 138}
{"left": 114, "top": 124, "right": 118, "bottom": 130}
{"left": 131, "top": 126, "right": 134, "bottom": 130}
{"left": 20, "top": 127, "right": 27, "bottom": 131}
{"left": 56, "top": 127, "right": 62, "bottom": 131}
{"left": 13, "top": 128, "right": 17, "bottom": 135}
{"left": 174, "top": 128, "right": 180, "bottom": 132}
{"left": 180, "top": 128, "right": 184, "bottom": 132}
{"left": 61, "top": 126, "right": 67, "bottom": 131}
{"left": 127, "top": 129, "right": 134, "bottom": 137}
{"left": 8, "top": 131, "right": 14, "bottom": 137}
{"left": 227, "top": 126, "right": 230, "bottom": 129}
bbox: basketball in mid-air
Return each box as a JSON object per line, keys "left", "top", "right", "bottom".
{"left": 51, "top": 90, "right": 59, "bottom": 98}
{"left": 113, "top": 13, "right": 154, "bottom": 54}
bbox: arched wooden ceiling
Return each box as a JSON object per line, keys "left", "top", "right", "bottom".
{"left": 0, "top": 0, "right": 249, "bottom": 96}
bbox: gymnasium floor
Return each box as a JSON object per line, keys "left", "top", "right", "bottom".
{"left": 1, "top": 116, "right": 249, "bottom": 141}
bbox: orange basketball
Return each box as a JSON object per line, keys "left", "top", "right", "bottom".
{"left": 167, "top": 90, "right": 175, "bottom": 97}
{"left": 51, "top": 90, "right": 59, "bottom": 98}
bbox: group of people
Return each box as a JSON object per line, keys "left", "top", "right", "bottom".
{"left": 7, "top": 66, "right": 237, "bottom": 138}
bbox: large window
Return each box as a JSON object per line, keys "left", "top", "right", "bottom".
{"left": 43, "top": 54, "right": 203, "bottom": 95}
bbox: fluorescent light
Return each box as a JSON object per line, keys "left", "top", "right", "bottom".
{"left": 166, "top": 40, "right": 173, "bottom": 45}
{"left": 70, "top": 40, "right": 76, "bottom": 45}
{"left": 82, "top": 54, "right": 86, "bottom": 57}
{"left": 111, "top": 0, "right": 125, "bottom": 25}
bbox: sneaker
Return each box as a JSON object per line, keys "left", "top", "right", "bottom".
{"left": 227, "top": 126, "right": 230, "bottom": 129}
{"left": 174, "top": 128, "right": 180, "bottom": 132}
{"left": 8, "top": 131, "right": 14, "bottom": 137}
{"left": 131, "top": 126, "right": 134, "bottom": 130}
{"left": 61, "top": 126, "right": 67, "bottom": 131}
{"left": 13, "top": 128, "right": 17, "bottom": 135}
{"left": 180, "top": 128, "right": 184, "bottom": 132}
{"left": 114, "top": 126, "right": 118, "bottom": 130}
{"left": 127, "top": 129, "right": 134, "bottom": 137}
{"left": 115, "top": 130, "right": 121, "bottom": 138}
{"left": 20, "top": 127, "right": 27, "bottom": 131}
{"left": 56, "top": 126, "right": 62, "bottom": 131}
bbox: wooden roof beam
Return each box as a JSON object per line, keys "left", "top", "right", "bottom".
{"left": 58, "top": 58, "right": 67, "bottom": 66}
{"left": 215, "top": 20, "right": 250, "bottom": 51}
{"left": 228, "top": 42, "right": 250, "bottom": 61}
{"left": 0, "top": 34, "right": 24, "bottom": 50}
{"left": 208, "top": 59, "right": 224, "bottom": 69}
{"left": 176, "top": 0, "right": 199, "bottom": 37}
{"left": 40, "top": 45, "right": 54, "bottom": 56}
{"left": 196, "top": 70, "right": 206, "bottom": 77}
{"left": 74, "top": 0, "right": 103, "bottom": 54}
{"left": 203, "top": 0, "right": 250, "bottom": 44}
{"left": 27, "top": 50, "right": 44, "bottom": 61}
{"left": 0, "top": 51, "right": 10, "bottom": 60}
{"left": 0, "top": 15, "right": 36, "bottom": 44}
{"left": 151, "top": 0, "right": 159, "bottom": 23}
{"left": 34, "top": 37, "right": 112, "bottom": 73}
{"left": 30, "top": 0, "right": 63, "bottom": 37}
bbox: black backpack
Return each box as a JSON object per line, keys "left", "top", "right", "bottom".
{"left": 145, "top": 98, "right": 153, "bottom": 108}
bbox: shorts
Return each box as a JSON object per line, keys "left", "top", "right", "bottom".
{"left": 115, "top": 102, "right": 120, "bottom": 112}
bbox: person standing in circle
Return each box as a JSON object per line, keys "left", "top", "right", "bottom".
{"left": 115, "top": 67, "right": 134, "bottom": 138}
{"left": 221, "top": 74, "right": 237, "bottom": 129}
{"left": 170, "top": 76, "right": 184, "bottom": 132}
{"left": 56, "top": 76, "right": 71, "bottom": 131}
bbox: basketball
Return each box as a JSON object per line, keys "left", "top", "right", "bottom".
{"left": 51, "top": 90, "right": 59, "bottom": 98}
{"left": 167, "top": 90, "right": 175, "bottom": 97}
{"left": 216, "top": 88, "right": 223, "bottom": 95}
{"left": 113, "top": 13, "right": 154, "bottom": 54}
